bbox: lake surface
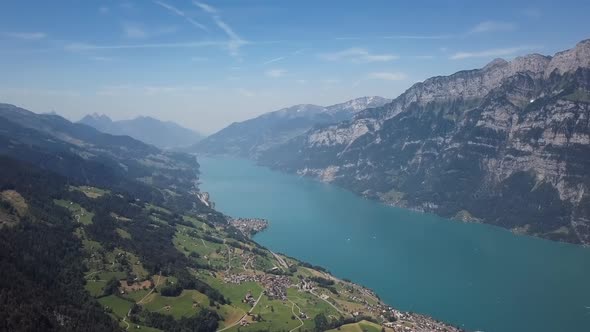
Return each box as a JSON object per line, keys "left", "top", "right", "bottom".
{"left": 199, "top": 156, "right": 590, "bottom": 332}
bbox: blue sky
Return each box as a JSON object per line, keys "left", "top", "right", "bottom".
{"left": 0, "top": 0, "right": 589, "bottom": 133}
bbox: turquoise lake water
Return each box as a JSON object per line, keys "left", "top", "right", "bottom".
{"left": 199, "top": 156, "right": 590, "bottom": 332}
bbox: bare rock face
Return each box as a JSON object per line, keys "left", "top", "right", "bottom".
{"left": 261, "top": 39, "right": 590, "bottom": 245}
{"left": 545, "top": 39, "right": 590, "bottom": 77}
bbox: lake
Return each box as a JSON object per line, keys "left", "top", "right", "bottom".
{"left": 199, "top": 156, "right": 590, "bottom": 332}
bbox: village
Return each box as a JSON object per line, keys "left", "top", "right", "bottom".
{"left": 228, "top": 217, "right": 268, "bottom": 237}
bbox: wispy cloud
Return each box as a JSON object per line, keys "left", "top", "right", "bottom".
{"left": 122, "top": 22, "right": 148, "bottom": 39}
{"left": 262, "top": 56, "right": 285, "bottom": 65}
{"left": 450, "top": 45, "right": 537, "bottom": 60}
{"left": 3, "top": 32, "right": 47, "bottom": 40}
{"left": 190, "top": 1, "right": 247, "bottom": 57}
{"left": 97, "top": 85, "right": 208, "bottom": 96}
{"left": 122, "top": 22, "right": 178, "bottom": 39}
{"left": 153, "top": 1, "right": 208, "bottom": 32}
{"left": 262, "top": 49, "right": 305, "bottom": 66}
{"left": 367, "top": 72, "right": 407, "bottom": 81}
{"left": 236, "top": 88, "right": 255, "bottom": 97}
{"left": 90, "top": 56, "right": 114, "bottom": 61}
{"left": 191, "top": 56, "right": 208, "bottom": 61}
{"left": 99, "top": 6, "right": 109, "bottom": 14}
{"left": 382, "top": 34, "right": 453, "bottom": 40}
{"left": 265, "top": 69, "right": 287, "bottom": 78}
{"left": 65, "top": 41, "right": 226, "bottom": 51}
{"left": 470, "top": 21, "right": 516, "bottom": 33}
{"left": 193, "top": 1, "right": 216, "bottom": 13}
{"left": 212, "top": 16, "right": 247, "bottom": 56}
{"left": 522, "top": 8, "right": 542, "bottom": 18}
{"left": 411, "top": 55, "right": 435, "bottom": 59}
{"left": 320, "top": 48, "right": 398, "bottom": 63}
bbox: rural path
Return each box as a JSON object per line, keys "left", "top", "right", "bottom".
{"left": 216, "top": 291, "right": 264, "bottom": 332}
{"left": 137, "top": 272, "right": 162, "bottom": 305}
{"left": 310, "top": 289, "right": 346, "bottom": 316}
{"left": 287, "top": 298, "right": 304, "bottom": 332}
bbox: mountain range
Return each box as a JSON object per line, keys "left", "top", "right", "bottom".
{"left": 201, "top": 39, "right": 590, "bottom": 245}
{"left": 0, "top": 103, "right": 459, "bottom": 331}
{"left": 79, "top": 114, "right": 202, "bottom": 149}
{"left": 191, "top": 96, "right": 390, "bottom": 158}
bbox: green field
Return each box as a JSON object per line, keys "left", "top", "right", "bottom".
{"left": 85, "top": 279, "right": 107, "bottom": 297}
{"left": 326, "top": 320, "right": 385, "bottom": 332}
{"left": 54, "top": 199, "right": 94, "bottom": 225}
{"left": 142, "top": 290, "right": 208, "bottom": 319}
{"left": 204, "top": 277, "right": 263, "bottom": 311}
{"left": 98, "top": 295, "right": 134, "bottom": 319}
{"left": 71, "top": 185, "right": 109, "bottom": 198}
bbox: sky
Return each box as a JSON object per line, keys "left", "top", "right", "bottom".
{"left": 0, "top": 0, "right": 589, "bottom": 134}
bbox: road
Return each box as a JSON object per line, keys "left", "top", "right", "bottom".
{"left": 310, "top": 289, "right": 346, "bottom": 316}
{"left": 137, "top": 272, "right": 162, "bottom": 305}
{"left": 287, "top": 298, "right": 305, "bottom": 332}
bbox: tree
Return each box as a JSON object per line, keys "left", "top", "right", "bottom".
{"left": 314, "top": 313, "right": 329, "bottom": 332}
{"left": 103, "top": 277, "right": 120, "bottom": 296}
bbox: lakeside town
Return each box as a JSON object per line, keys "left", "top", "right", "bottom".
{"left": 229, "top": 217, "right": 269, "bottom": 237}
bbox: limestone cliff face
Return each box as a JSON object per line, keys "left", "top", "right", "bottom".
{"left": 261, "top": 39, "right": 590, "bottom": 244}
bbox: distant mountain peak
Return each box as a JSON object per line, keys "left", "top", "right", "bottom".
{"left": 79, "top": 114, "right": 201, "bottom": 149}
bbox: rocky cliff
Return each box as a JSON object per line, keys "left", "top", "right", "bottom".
{"left": 261, "top": 39, "right": 590, "bottom": 244}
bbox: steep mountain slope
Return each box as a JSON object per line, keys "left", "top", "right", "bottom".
{"left": 79, "top": 114, "right": 202, "bottom": 149}
{"left": 261, "top": 39, "right": 590, "bottom": 245}
{"left": 0, "top": 104, "right": 460, "bottom": 331}
{"left": 192, "top": 96, "right": 390, "bottom": 158}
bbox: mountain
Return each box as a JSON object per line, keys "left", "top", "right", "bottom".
{"left": 0, "top": 104, "right": 460, "bottom": 331}
{"left": 260, "top": 39, "right": 590, "bottom": 245}
{"left": 192, "top": 96, "right": 390, "bottom": 158}
{"left": 79, "top": 114, "right": 202, "bottom": 149}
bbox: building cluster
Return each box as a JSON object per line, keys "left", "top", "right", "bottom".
{"left": 229, "top": 217, "right": 268, "bottom": 237}
{"left": 223, "top": 272, "right": 293, "bottom": 300}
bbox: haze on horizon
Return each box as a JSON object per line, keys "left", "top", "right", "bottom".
{"left": 0, "top": 0, "right": 589, "bottom": 134}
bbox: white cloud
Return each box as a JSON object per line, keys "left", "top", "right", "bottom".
{"left": 65, "top": 41, "right": 226, "bottom": 51}
{"left": 99, "top": 6, "right": 109, "bottom": 14}
{"left": 122, "top": 23, "right": 178, "bottom": 39}
{"left": 212, "top": 16, "right": 247, "bottom": 57}
{"left": 296, "top": 79, "right": 307, "bottom": 84}
{"left": 367, "top": 72, "right": 407, "bottom": 81}
{"left": 3, "top": 32, "right": 46, "bottom": 40}
{"left": 262, "top": 56, "right": 285, "bottom": 65}
{"left": 522, "top": 8, "right": 542, "bottom": 18}
{"left": 470, "top": 21, "right": 516, "bottom": 33}
{"left": 450, "top": 46, "right": 537, "bottom": 60}
{"left": 236, "top": 88, "right": 255, "bottom": 97}
{"left": 193, "top": 1, "right": 216, "bottom": 13}
{"left": 382, "top": 34, "right": 452, "bottom": 40}
{"left": 97, "top": 85, "right": 208, "bottom": 96}
{"left": 265, "top": 69, "right": 286, "bottom": 78}
{"left": 411, "top": 55, "right": 435, "bottom": 59}
{"left": 90, "top": 56, "right": 114, "bottom": 61}
{"left": 153, "top": 1, "right": 208, "bottom": 32}
{"left": 322, "top": 79, "right": 340, "bottom": 84}
{"left": 123, "top": 23, "right": 148, "bottom": 39}
{"left": 320, "top": 48, "right": 398, "bottom": 63}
